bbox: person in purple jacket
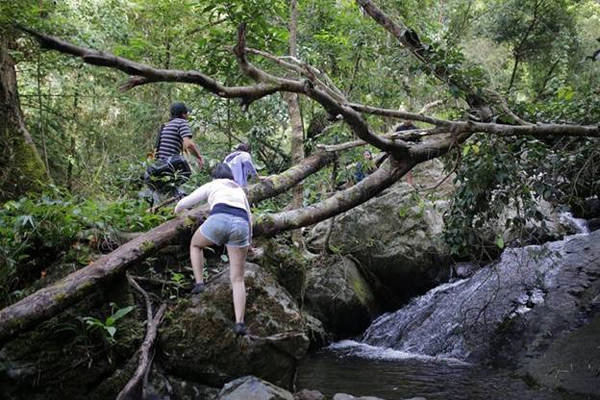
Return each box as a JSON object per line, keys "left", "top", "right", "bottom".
{"left": 223, "top": 143, "right": 262, "bottom": 187}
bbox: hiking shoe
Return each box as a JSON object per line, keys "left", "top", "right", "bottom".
{"left": 233, "top": 322, "right": 247, "bottom": 336}
{"left": 190, "top": 282, "right": 205, "bottom": 294}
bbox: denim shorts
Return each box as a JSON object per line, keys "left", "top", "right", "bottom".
{"left": 199, "top": 213, "right": 250, "bottom": 247}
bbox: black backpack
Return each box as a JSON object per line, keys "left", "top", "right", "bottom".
{"left": 144, "top": 124, "right": 191, "bottom": 192}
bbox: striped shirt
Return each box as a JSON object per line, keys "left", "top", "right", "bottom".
{"left": 156, "top": 118, "right": 192, "bottom": 160}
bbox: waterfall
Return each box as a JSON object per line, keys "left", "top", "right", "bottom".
{"left": 558, "top": 211, "right": 589, "bottom": 234}
{"left": 346, "top": 229, "right": 598, "bottom": 363}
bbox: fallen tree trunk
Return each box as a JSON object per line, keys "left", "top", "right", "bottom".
{"left": 254, "top": 158, "right": 410, "bottom": 236}
{"left": 0, "top": 151, "right": 333, "bottom": 345}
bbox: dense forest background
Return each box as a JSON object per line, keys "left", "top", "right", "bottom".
{"left": 1, "top": 0, "right": 599, "bottom": 306}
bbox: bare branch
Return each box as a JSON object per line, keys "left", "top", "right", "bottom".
{"left": 447, "top": 120, "right": 600, "bottom": 139}
{"left": 246, "top": 47, "right": 346, "bottom": 102}
{"left": 348, "top": 102, "right": 450, "bottom": 126}
{"left": 356, "top": 0, "right": 488, "bottom": 111}
{"left": 418, "top": 100, "right": 443, "bottom": 114}
{"left": 317, "top": 126, "right": 441, "bottom": 152}
{"left": 232, "top": 24, "right": 406, "bottom": 152}
{"left": 19, "top": 26, "right": 282, "bottom": 103}
{"left": 117, "top": 274, "right": 166, "bottom": 400}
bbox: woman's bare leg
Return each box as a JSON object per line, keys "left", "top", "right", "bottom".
{"left": 226, "top": 245, "right": 249, "bottom": 323}
{"left": 190, "top": 229, "right": 214, "bottom": 284}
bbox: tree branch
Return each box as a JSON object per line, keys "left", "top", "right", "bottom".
{"left": 355, "top": 0, "right": 488, "bottom": 111}
{"left": 117, "top": 274, "right": 166, "bottom": 400}
{"left": 246, "top": 47, "right": 346, "bottom": 103}
{"left": 231, "top": 24, "right": 405, "bottom": 152}
{"left": 255, "top": 156, "right": 412, "bottom": 236}
{"left": 19, "top": 26, "right": 282, "bottom": 103}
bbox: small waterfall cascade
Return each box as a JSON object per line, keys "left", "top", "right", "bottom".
{"left": 298, "top": 230, "right": 600, "bottom": 399}
{"left": 356, "top": 229, "right": 598, "bottom": 362}
{"left": 558, "top": 211, "right": 589, "bottom": 234}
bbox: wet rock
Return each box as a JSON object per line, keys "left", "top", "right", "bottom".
{"left": 159, "top": 264, "right": 310, "bottom": 389}
{"left": 519, "top": 314, "right": 600, "bottom": 397}
{"left": 360, "top": 230, "right": 600, "bottom": 396}
{"left": 216, "top": 375, "right": 294, "bottom": 400}
{"left": 304, "top": 254, "right": 378, "bottom": 337}
{"left": 293, "top": 389, "right": 325, "bottom": 400}
{"left": 332, "top": 393, "right": 385, "bottom": 400}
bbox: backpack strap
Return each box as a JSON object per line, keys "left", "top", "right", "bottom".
{"left": 225, "top": 151, "right": 242, "bottom": 163}
{"left": 154, "top": 124, "right": 165, "bottom": 156}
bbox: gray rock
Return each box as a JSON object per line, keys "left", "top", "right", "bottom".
{"left": 304, "top": 254, "right": 378, "bottom": 337}
{"left": 217, "top": 375, "right": 294, "bottom": 400}
{"left": 306, "top": 180, "right": 452, "bottom": 302}
{"left": 293, "top": 389, "right": 325, "bottom": 400}
{"left": 361, "top": 230, "right": 600, "bottom": 396}
{"left": 159, "top": 264, "right": 310, "bottom": 389}
{"left": 332, "top": 393, "right": 386, "bottom": 400}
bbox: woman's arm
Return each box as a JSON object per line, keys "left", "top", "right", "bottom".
{"left": 174, "top": 183, "right": 211, "bottom": 213}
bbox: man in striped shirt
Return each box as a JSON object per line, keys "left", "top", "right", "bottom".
{"left": 145, "top": 102, "right": 204, "bottom": 204}
{"left": 157, "top": 102, "right": 204, "bottom": 169}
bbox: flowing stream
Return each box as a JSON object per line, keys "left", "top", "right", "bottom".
{"left": 295, "top": 342, "right": 565, "bottom": 400}
{"left": 296, "top": 218, "right": 595, "bottom": 400}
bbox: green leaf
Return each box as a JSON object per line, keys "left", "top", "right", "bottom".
{"left": 106, "top": 326, "right": 117, "bottom": 338}
{"left": 111, "top": 305, "right": 135, "bottom": 322}
{"left": 495, "top": 235, "right": 505, "bottom": 249}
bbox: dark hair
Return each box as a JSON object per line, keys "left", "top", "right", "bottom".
{"left": 236, "top": 142, "right": 250, "bottom": 152}
{"left": 211, "top": 162, "right": 234, "bottom": 180}
{"left": 170, "top": 102, "right": 190, "bottom": 118}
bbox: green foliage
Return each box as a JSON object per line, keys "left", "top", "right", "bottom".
{"left": 4, "top": 0, "right": 600, "bottom": 269}
{"left": 443, "top": 81, "right": 600, "bottom": 259}
{"left": 442, "top": 135, "right": 544, "bottom": 259}
{"left": 0, "top": 188, "right": 168, "bottom": 305}
{"left": 80, "top": 303, "right": 135, "bottom": 344}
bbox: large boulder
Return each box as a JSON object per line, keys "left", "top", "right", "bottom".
{"left": 304, "top": 254, "right": 378, "bottom": 337}
{"left": 159, "top": 263, "right": 310, "bottom": 390}
{"left": 519, "top": 314, "right": 600, "bottom": 397}
{"left": 256, "top": 237, "right": 309, "bottom": 302}
{"left": 307, "top": 181, "right": 452, "bottom": 304}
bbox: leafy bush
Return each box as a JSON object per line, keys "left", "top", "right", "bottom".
{"left": 0, "top": 187, "right": 169, "bottom": 305}
{"left": 443, "top": 87, "right": 600, "bottom": 260}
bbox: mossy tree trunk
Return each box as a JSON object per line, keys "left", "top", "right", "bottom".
{"left": 0, "top": 39, "right": 49, "bottom": 201}
{"left": 283, "top": 0, "right": 305, "bottom": 247}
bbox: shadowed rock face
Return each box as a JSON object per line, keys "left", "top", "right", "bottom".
{"left": 306, "top": 178, "right": 452, "bottom": 304}
{"left": 304, "top": 254, "right": 378, "bottom": 338}
{"left": 159, "top": 263, "right": 310, "bottom": 390}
